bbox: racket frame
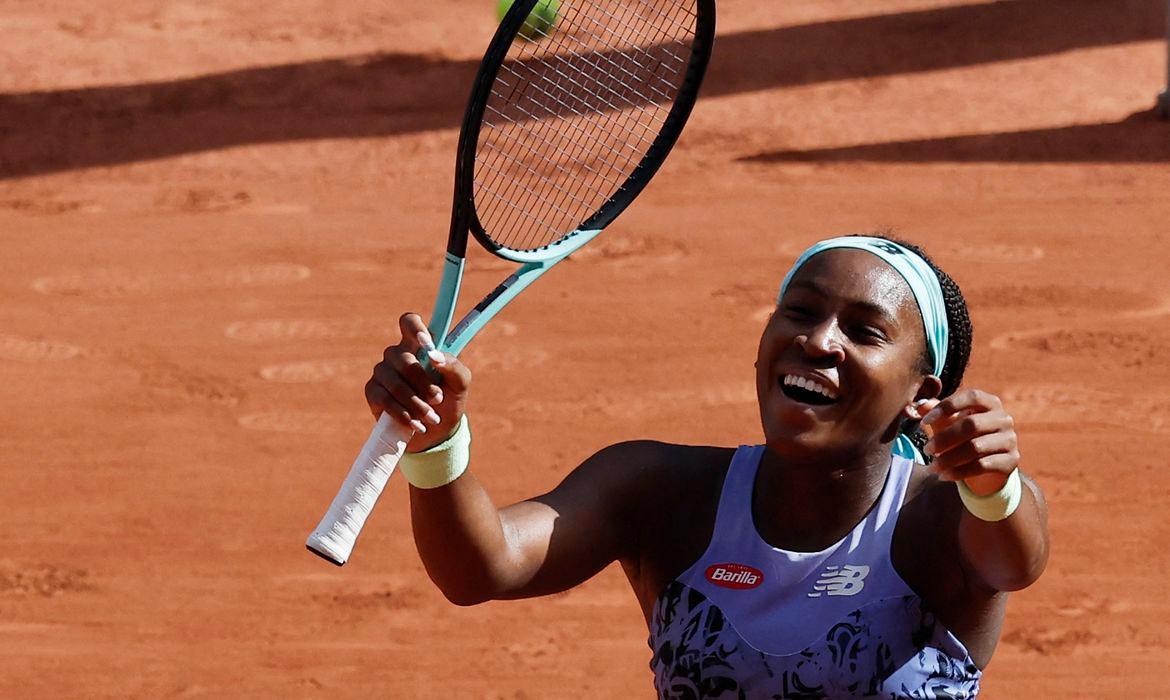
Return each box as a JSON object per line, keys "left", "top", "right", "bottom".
{"left": 307, "top": 0, "right": 716, "bottom": 565}
{"left": 430, "top": 0, "right": 716, "bottom": 354}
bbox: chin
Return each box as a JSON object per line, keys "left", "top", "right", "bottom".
{"left": 761, "top": 411, "right": 832, "bottom": 457}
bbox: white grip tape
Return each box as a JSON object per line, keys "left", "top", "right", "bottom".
{"left": 306, "top": 412, "right": 412, "bottom": 565}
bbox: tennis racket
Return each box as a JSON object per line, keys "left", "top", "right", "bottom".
{"left": 306, "top": 0, "right": 716, "bottom": 565}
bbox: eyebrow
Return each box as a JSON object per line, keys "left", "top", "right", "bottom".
{"left": 783, "top": 279, "right": 902, "bottom": 328}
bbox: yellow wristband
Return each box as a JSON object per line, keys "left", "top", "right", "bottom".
{"left": 400, "top": 415, "right": 471, "bottom": 489}
{"left": 956, "top": 469, "right": 1022, "bottom": 522}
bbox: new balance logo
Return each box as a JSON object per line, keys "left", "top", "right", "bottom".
{"left": 807, "top": 564, "right": 870, "bottom": 597}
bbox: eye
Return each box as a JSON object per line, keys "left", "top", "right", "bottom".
{"left": 849, "top": 324, "right": 889, "bottom": 343}
{"left": 780, "top": 304, "right": 816, "bottom": 320}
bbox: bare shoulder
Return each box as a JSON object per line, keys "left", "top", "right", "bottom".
{"left": 561, "top": 440, "right": 732, "bottom": 506}
{"left": 896, "top": 463, "right": 966, "bottom": 568}
{"left": 585, "top": 441, "right": 735, "bottom": 617}
{"left": 582, "top": 439, "right": 732, "bottom": 473}
{"left": 893, "top": 463, "right": 1008, "bottom": 667}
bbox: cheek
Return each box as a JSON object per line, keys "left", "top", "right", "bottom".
{"left": 848, "top": 349, "right": 916, "bottom": 403}
{"left": 865, "top": 352, "right": 925, "bottom": 407}
{"left": 756, "top": 318, "right": 783, "bottom": 362}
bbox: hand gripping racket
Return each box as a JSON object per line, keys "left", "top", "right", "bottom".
{"left": 307, "top": 0, "right": 716, "bottom": 565}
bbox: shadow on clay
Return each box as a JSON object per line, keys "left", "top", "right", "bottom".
{"left": 0, "top": 0, "right": 1164, "bottom": 178}
{"left": 741, "top": 109, "right": 1170, "bottom": 164}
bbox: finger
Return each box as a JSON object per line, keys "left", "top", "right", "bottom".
{"left": 907, "top": 398, "right": 941, "bottom": 437}
{"left": 933, "top": 452, "right": 1020, "bottom": 483}
{"left": 922, "top": 389, "right": 1004, "bottom": 428}
{"left": 398, "top": 312, "right": 430, "bottom": 351}
{"left": 414, "top": 331, "right": 450, "bottom": 397}
{"left": 364, "top": 378, "right": 428, "bottom": 434}
{"left": 925, "top": 411, "right": 1015, "bottom": 457}
{"left": 912, "top": 398, "right": 940, "bottom": 418}
{"left": 930, "top": 431, "right": 1017, "bottom": 471}
{"left": 920, "top": 405, "right": 980, "bottom": 443}
{"left": 386, "top": 349, "right": 444, "bottom": 406}
{"left": 372, "top": 362, "right": 441, "bottom": 427}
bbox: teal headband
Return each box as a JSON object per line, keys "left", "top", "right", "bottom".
{"left": 777, "top": 236, "right": 950, "bottom": 462}
{"left": 778, "top": 236, "right": 950, "bottom": 377}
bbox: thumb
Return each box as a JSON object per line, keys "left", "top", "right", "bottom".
{"left": 912, "top": 398, "right": 941, "bottom": 418}
{"left": 910, "top": 398, "right": 942, "bottom": 438}
{"left": 428, "top": 350, "right": 471, "bottom": 393}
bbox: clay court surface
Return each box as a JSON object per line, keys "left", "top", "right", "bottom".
{"left": 2, "top": 0, "right": 1169, "bottom": 696}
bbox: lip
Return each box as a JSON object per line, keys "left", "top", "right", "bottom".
{"left": 774, "top": 385, "right": 839, "bottom": 416}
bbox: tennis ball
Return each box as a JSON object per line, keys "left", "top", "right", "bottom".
{"left": 497, "top": 0, "right": 560, "bottom": 41}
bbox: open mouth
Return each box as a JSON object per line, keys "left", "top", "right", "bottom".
{"left": 780, "top": 374, "right": 839, "bottom": 406}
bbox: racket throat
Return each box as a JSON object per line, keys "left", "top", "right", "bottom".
{"left": 429, "top": 252, "right": 466, "bottom": 349}
{"left": 435, "top": 228, "right": 603, "bottom": 357}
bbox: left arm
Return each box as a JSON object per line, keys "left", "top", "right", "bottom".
{"left": 919, "top": 389, "right": 1050, "bottom": 592}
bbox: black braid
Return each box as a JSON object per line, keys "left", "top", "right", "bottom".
{"left": 853, "top": 234, "right": 974, "bottom": 458}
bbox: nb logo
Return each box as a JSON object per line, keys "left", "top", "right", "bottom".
{"left": 807, "top": 564, "right": 870, "bottom": 597}
{"left": 872, "top": 242, "right": 904, "bottom": 255}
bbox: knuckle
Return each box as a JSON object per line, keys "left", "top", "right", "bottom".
{"left": 390, "top": 381, "right": 416, "bottom": 403}
{"left": 372, "top": 361, "right": 394, "bottom": 382}
{"left": 959, "top": 416, "right": 979, "bottom": 436}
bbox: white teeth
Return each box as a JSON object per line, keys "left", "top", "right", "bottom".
{"left": 782, "top": 374, "right": 838, "bottom": 400}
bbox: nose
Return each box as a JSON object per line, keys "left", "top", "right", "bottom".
{"left": 794, "top": 319, "right": 845, "bottom": 363}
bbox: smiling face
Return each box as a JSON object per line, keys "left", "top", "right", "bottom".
{"left": 757, "top": 249, "right": 941, "bottom": 462}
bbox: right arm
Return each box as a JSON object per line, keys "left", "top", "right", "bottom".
{"left": 368, "top": 313, "right": 658, "bottom": 606}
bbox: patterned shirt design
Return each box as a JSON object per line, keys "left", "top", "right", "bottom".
{"left": 647, "top": 446, "right": 982, "bottom": 699}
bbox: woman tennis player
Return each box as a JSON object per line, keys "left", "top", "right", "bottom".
{"left": 367, "top": 234, "right": 1049, "bottom": 698}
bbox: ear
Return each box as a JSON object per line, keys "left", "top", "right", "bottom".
{"left": 900, "top": 375, "right": 942, "bottom": 421}
{"left": 883, "top": 375, "right": 943, "bottom": 444}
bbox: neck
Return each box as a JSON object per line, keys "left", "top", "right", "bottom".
{"left": 753, "top": 442, "right": 893, "bottom": 552}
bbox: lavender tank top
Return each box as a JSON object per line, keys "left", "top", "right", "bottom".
{"left": 648, "top": 445, "right": 982, "bottom": 698}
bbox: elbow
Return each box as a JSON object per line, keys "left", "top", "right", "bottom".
{"left": 1009, "top": 558, "right": 1049, "bottom": 592}
{"left": 988, "top": 568, "right": 1042, "bottom": 593}
{"left": 437, "top": 583, "right": 493, "bottom": 607}
{"left": 980, "top": 545, "right": 1050, "bottom": 593}
{"left": 430, "top": 575, "right": 493, "bottom": 608}
{"left": 426, "top": 568, "right": 505, "bottom": 607}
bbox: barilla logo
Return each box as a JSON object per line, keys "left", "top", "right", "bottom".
{"left": 705, "top": 563, "right": 764, "bottom": 590}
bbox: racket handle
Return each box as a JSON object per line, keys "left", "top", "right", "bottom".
{"left": 306, "top": 412, "right": 413, "bottom": 565}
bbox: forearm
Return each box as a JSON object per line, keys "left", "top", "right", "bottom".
{"left": 957, "top": 473, "right": 1049, "bottom": 592}
{"left": 409, "top": 470, "right": 520, "bottom": 606}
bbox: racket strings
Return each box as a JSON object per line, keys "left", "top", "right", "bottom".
{"left": 484, "top": 48, "right": 676, "bottom": 252}
{"left": 474, "top": 0, "right": 697, "bottom": 252}
{"left": 484, "top": 55, "right": 658, "bottom": 196}
{"left": 479, "top": 78, "right": 651, "bottom": 225}
{"left": 479, "top": 4, "right": 690, "bottom": 248}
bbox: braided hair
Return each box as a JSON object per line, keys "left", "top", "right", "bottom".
{"left": 864, "top": 234, "right": 974, "bottom": 458}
